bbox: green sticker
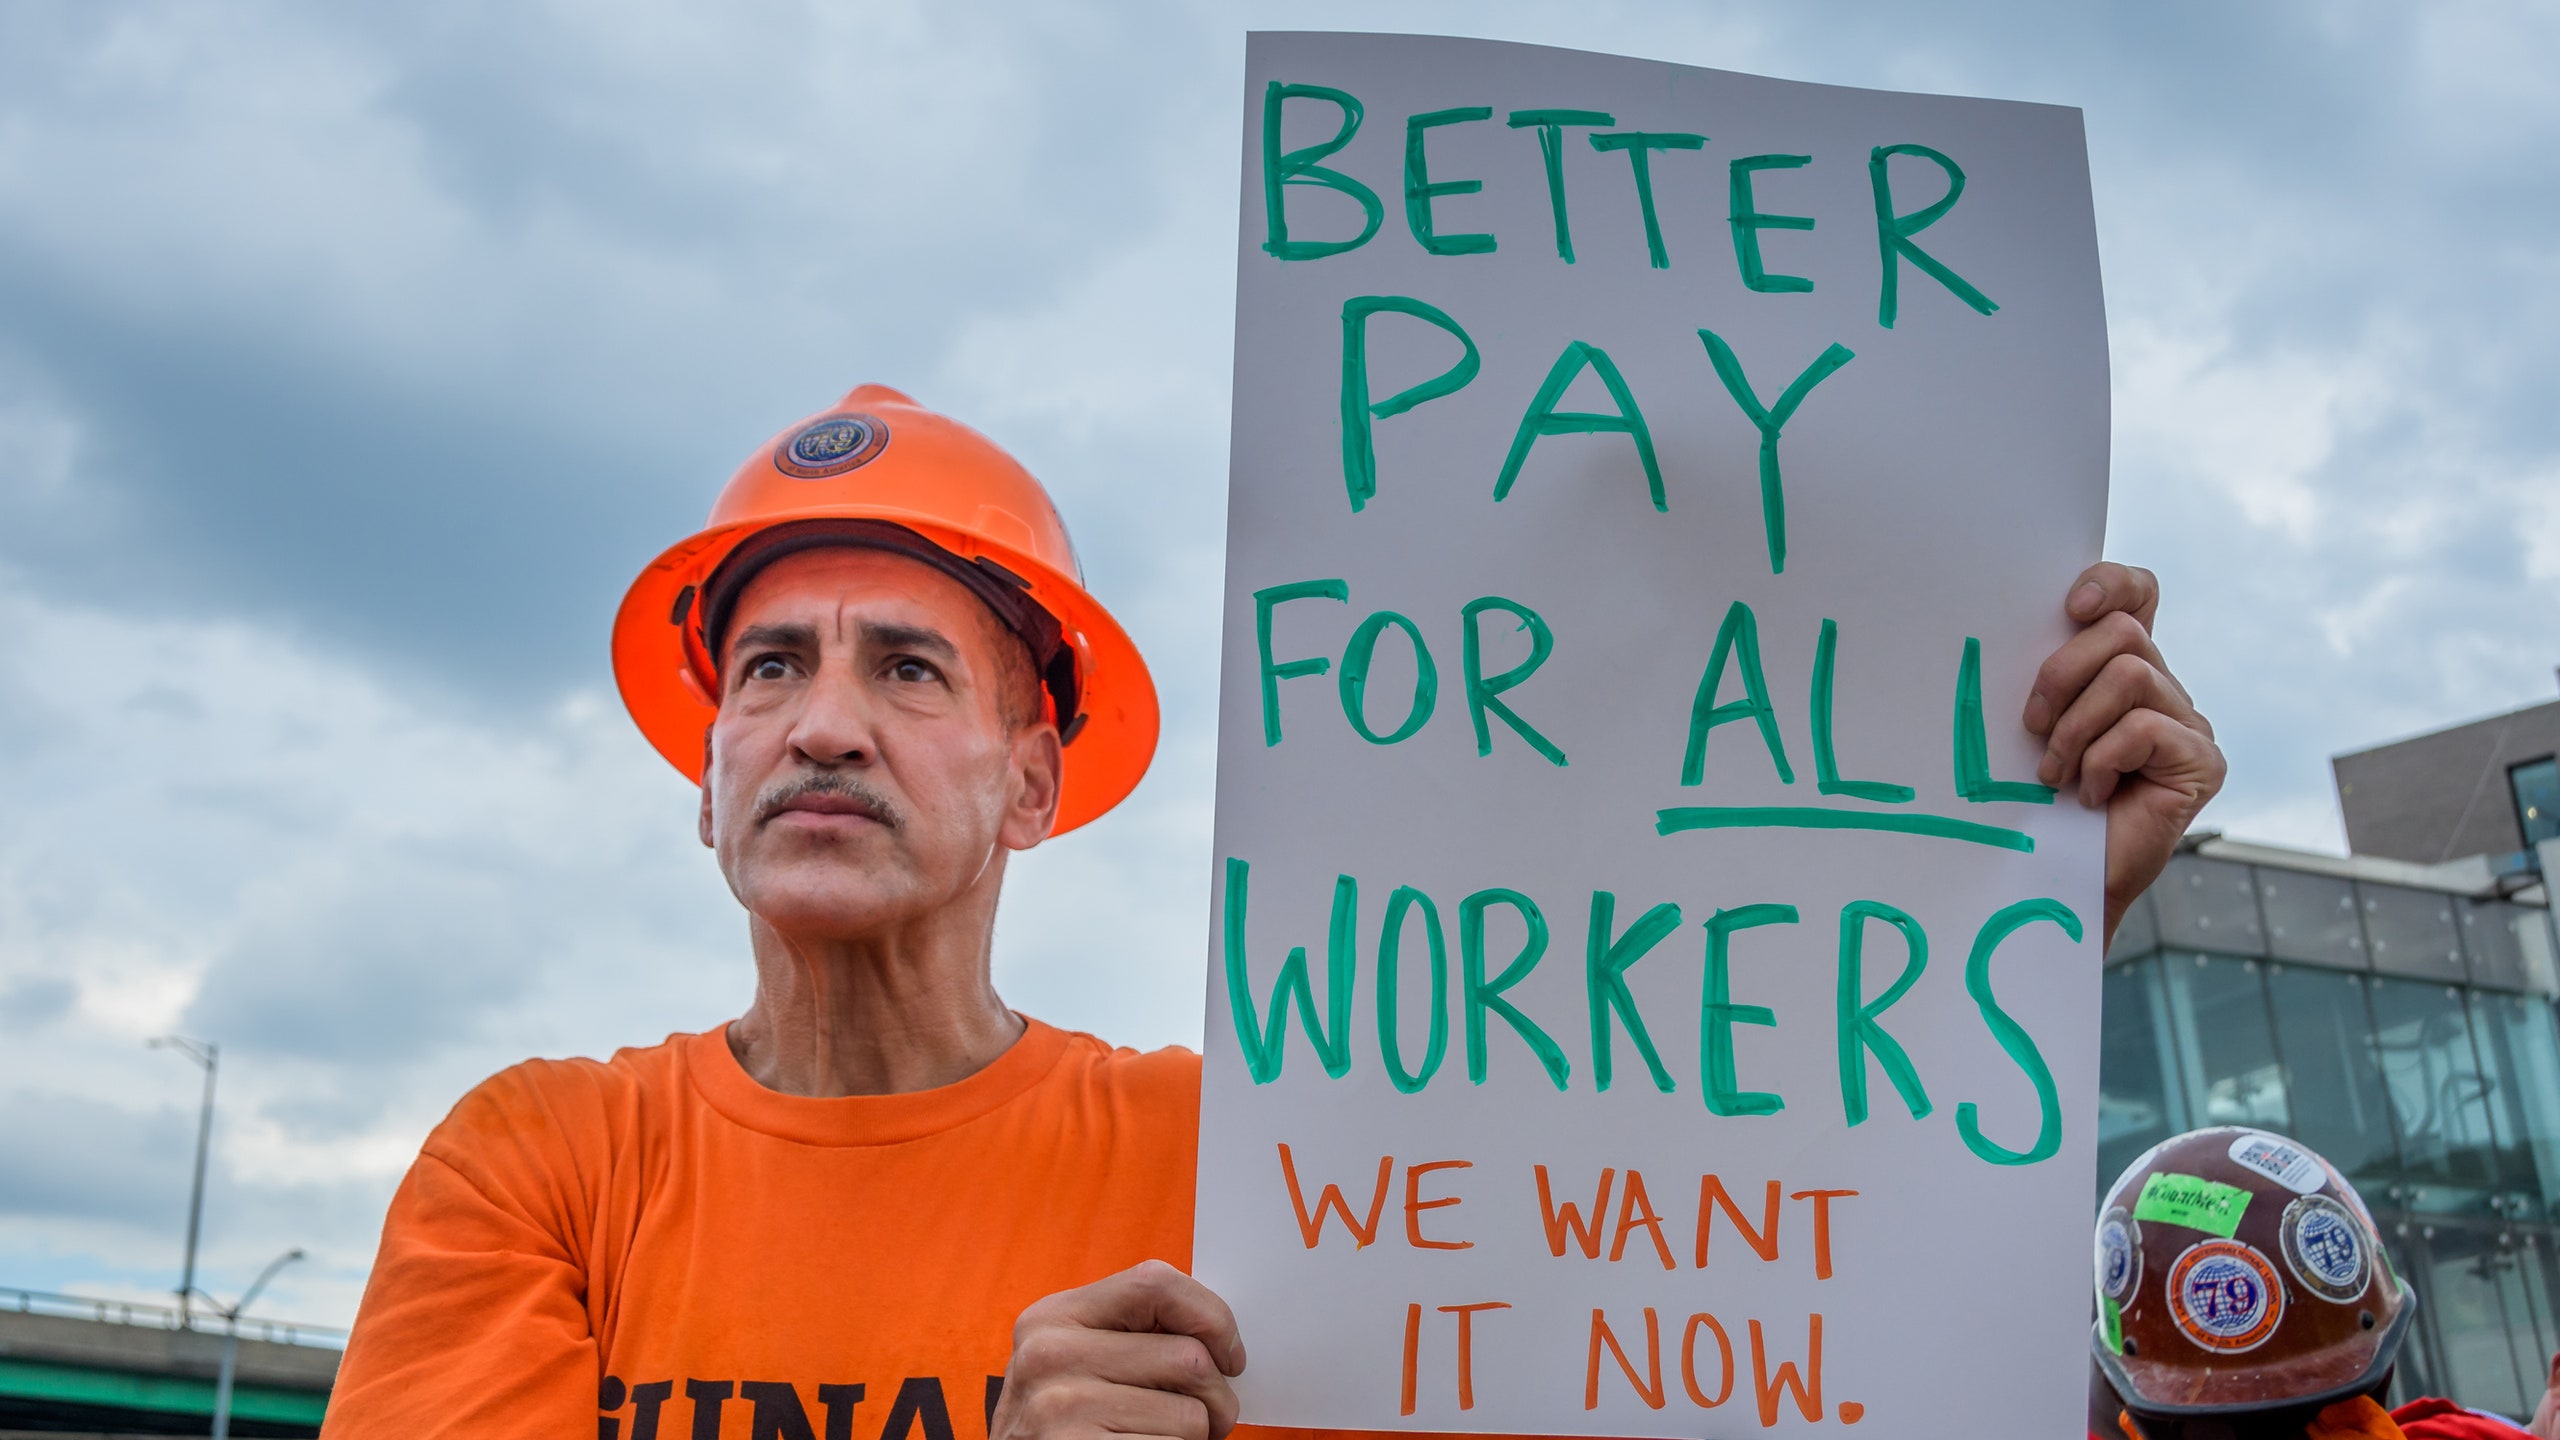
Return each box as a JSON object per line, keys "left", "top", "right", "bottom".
{"left": 2099, "top": 1295, "right": 2122, "bottom": 1354}
{"left": 2134, "top": 1172, "right": 2251, "bottom": 1238}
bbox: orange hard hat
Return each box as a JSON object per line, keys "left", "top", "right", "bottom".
{"left": 2092, "top": 1128, "right": 2414, "bottom": 1427}
{"left": 611, "top": 384, "right": 1159, "bottom": 835}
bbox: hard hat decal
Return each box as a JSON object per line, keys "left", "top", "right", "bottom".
{"left": 2133, "top": 1171, "right": 2250, "bottom": 1238}
{"left": 2279, "top": 1195, "right": 2371, "bottom": 1304}
{"left": 2167, "top": 1240, "right": 2283, "bottom": 1353}
{"left": 2228, "top": 1131, "right": 2326, "bottom": 1195}
{"left": 774, "top": 413, "right": 890, "bottom": 478}
{"left": 2095, "top": 1207, "right": 2142, "bottom": 1303}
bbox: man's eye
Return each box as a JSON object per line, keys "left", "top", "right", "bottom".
{"left": 746, "top": 656, "right": 792, "bottom": 682}
{"left": 888, "top": 657, "right": 940, "bottom": 684}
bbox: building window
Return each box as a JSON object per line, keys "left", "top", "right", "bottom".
{"left": 2153, "top": 857, "right": 2265, "bottom": 954}
{"left": 2258, "top": 869, "right": 2365, "bottom": 969}
{"left": 2098, "top": 956, "right": 2184, "bottom": 1190}
{"left": 2412, "top": 1222, "right": 2540, "bottom": 1417}
{"left": 2460, "top": 898, "right": 2559, "bottom": 993}
{"left": 2160, "top": 952, "right": 2289, "bottom": 1130}
{"left": 2107, "top": 889, "right": 2158, "bottom": 962}
{"left": 2381, "top": 1225, "right": 2445, "bottom": 1405}
{"left": 2370, "top": 978, "right": 2505, "bottom": 1197}
{"left": 2265, "top": 964, "right": 2398, "bottom": 1181}
{"left": 2468, "top": 991, "right": 2560, "bottom": 1217}
{"left": 2364, "top": 883, "right": 2467, "bottom": 982}
{"left": 2514, "top": 756, "right": 2560, "bottom": 849}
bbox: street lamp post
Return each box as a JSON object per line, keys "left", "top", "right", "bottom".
{"left": 197, "top": 1247, "right": 304, "bottom": 1440}
{"left": 149, "top": 1036, "right": 219, "bottom": 1325}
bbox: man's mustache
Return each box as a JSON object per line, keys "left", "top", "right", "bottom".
{"left": 753, "top": 773, "right": 903, "bottom": 830}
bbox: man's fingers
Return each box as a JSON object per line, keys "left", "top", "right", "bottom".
{"left": 2025, "top": 610, "right": 2179, "bottom": 736}
{"left": 2064, "top": 561, "right": 2160, "bottom": 630}
{"left": 999, "top": 1269, "right": 1250, "bottom": 1440}
{"left": 1011, "top": 1326, "right": 1233, "bottom": 1418}
{"left": 1045, "top": 1262, "right": 1246, "bottom": 1377}
{"left": 2077, "top": 708, "right": 2225, "bottom": 810}
{"left": 2035, "top": 558, "right": 2222, "bottom": 951}
{"left": 2038, "top": 654, "right": 2209, "bottom": 789}
{"left": 1011, "top": 1377, "right": 1215, "bottom": 1440}
{"left": 1093, "top": 1384, "right": 1216, "bottom": 1440}
{"left": 1080, "top": 1335, "right": 1239, "bottom": 1434}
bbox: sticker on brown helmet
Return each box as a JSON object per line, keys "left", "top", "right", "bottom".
{"left": 2167, "top": 1239, "right": 2284, "bottom": 1353}
{"left": 2227, "top": 1131, "right": 2325, "bottom": 1195}
{"left": 2134, "top": 1171, "right": 2250, "bottom": 1237}
{"left": 2096, "top": 1206, "right": 2142, "bottom": 1303}
{"left": 2280, "top": 1194, "right": 2371, "bottom": 1304}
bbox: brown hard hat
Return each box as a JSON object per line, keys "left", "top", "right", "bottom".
{"left": 2092, "top": 1127, "right": 2414, "bottom": 1421}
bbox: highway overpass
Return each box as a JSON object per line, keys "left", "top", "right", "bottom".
{"left": 0, "top": 1289, "right": 337, "bottom": 1437}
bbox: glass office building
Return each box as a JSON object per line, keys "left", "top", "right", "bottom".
{"left": 2100, "top": 836, "right": 2560, "bottom": 1415}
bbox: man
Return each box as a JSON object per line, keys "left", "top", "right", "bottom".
{"left": 2089, "top": 1128, "right": 2533, "bottom": 1440}
{"left": 324, "top": 384, "right": 2225, "bottom": 1440}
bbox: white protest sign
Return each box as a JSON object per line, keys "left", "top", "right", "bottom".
{"left": 1196, "top": 32, "right": 2109, "bottom": 1438}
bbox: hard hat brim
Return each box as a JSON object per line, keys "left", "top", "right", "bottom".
{"left": 611, "top": 502, "right": 1160, "bottom": 837}
{"left": 2093, "top": 1278, "right": 2414, "bottom": 1421}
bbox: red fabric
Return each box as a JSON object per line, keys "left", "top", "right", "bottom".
{"left": 2103, "top": 1396, "right": 2528, "bottom": 1440}
{"left": 2390, "top": 1397, "right": 2534, "bottom": 1440}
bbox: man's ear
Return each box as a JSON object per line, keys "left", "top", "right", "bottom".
{"left": 698, "top": 727, "right": 717, "bottom": 849}
{"left": 999, "top": 724, "right": 1065, "bottom": 851}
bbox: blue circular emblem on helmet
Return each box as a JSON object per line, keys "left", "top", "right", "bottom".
{"left": 2281, "top": 1194, "right": 2370, "bottom": 1303}
{"left": 775, "top": 413, "right": 889, "bottom": 478}
{"left": 2168, "top": 1240, "right": 2282, "bottom": 1352}
{"left": 2095, "top": 1207, "right": 2141, "bottom": 1302}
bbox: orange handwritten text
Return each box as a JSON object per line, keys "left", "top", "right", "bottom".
{"left": 1535, "top": 1164, "right": 1613, "bottom": 1257}
{"left": 1534, "top": 1168, "right": 1861, "bottom": 1276}
{"left": 1404, "top": 1160, "right": 1475, "bottom": 1250}
{"left": 1610, "top": 1170, "right": 1676, "bottom": 1271}
{"left": 1584, "top": 1306, "right": 1665, "bottom": 1410}
{"left": 1277, "top": 1144, "right": 1392, "bottom": 1248}
{"left": 1582, "top": 1307, "right": 1833, "bottom": 1421}
{"left": 1400, "top": 1298, "right": 1513, "bottom": 1415}
{"left": 1750, "top": 1314, "right": 1825, "bottom": 1425}
{"left": 1439, "top": 1302, "right": 1510, "bottom": 1409}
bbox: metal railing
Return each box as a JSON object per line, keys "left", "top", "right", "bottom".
{"left": 0, "top": 1286, "right": 346, "bottom": 1349}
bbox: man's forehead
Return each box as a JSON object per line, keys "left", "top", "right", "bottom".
{"left": 729, "top": 547, "right": 974, "bottom": 622}
{"left": 721, "top": 546, "right": 1002, "bottom": 656}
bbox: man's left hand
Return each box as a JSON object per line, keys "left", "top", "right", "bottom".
{"left": 2024, "top": 561, "right": 2226, "bottom": 948}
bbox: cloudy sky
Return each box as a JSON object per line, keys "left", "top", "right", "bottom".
{"left": 0, "top": 0, "right": 2553, "bottom": 1331}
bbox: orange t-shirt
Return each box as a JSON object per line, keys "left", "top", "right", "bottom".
{"left": 325, "top": 1019, "right": 1448, "bottom": 1440}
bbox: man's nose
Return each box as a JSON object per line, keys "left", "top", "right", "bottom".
{"left": 786, "top": 663, "right": 876, "bottom": 766}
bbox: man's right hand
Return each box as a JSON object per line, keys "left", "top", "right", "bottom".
{"left": 991, "top": 1261, "right": 1247, "bottom": 1440}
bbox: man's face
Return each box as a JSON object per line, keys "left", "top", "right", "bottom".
{"left": 699, "top": 547, "right": 1061, "bottom": 938}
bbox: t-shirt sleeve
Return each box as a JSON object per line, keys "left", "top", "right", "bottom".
{"left": 323, "top": 1064, "right": 609, "bottom": 1439}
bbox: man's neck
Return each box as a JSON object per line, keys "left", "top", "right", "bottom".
{"left": 725, "top": 907, "right": 1026, "bottom": 1098}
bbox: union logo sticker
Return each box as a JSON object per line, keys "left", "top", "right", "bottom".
{"left": 2095, "top": 1207, "right": 2142, "bottom": 1303}
{"left": 2281, "top": 1194, "right": 2371, "bottom": 1304}
{"left": 776, "top": 413, "right": 890, "bottom": 478}
{"left": 2168, "top": 1239, "right": 2284, "bottom": 1353}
